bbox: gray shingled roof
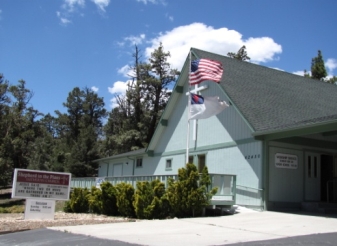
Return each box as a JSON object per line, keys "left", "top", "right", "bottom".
{"left": 192, "top": 48, "right": 337, "bottom": 133}
{"left": 93, "top": 148, "right": 146, "bottom": 162}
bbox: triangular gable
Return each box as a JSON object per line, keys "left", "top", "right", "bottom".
{"left": 146, "top": 48, "right": 253, "bottom": 154}
{"left": 147, "top": 48, "right": 337, "bottom": 153}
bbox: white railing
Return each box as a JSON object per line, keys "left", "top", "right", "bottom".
{"left": 71, "top": 173, "right": 237, "bottom": 206}
{"left": 236, "top": 184, "right": 264, "bottom": 208}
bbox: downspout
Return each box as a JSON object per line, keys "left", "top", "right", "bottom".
{"left": 263, "top": 140, "right": 269, "bottom": 211}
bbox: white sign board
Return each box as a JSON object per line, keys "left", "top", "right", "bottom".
{"left": 24, "top": 199, "right": 55, "bottom": 220}
{"left": 12, "top": 169, "right": 71, "bottom": 200}
{"left": 275, "top": 153, "right": 298, "bottom": 169}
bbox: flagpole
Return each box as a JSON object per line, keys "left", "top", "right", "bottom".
{"left": 186, "top": 51, "right": 192, "bottom": 164}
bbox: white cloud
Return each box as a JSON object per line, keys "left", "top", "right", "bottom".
{"left": 91, "top": 0, "right": 110, "bottom": 12}
{"left": 62, "top": 0, "right": 85, "bottom": 12}
{"left": 293, "top": 70, "right": 305, "bottom": 76}
{"left": 124, "top": 34, "right": 146, "bottom": 46}
{"left": 108, "top": 80, "right": 132, "bottom": 108}
{"left": 108, "top": 81, "right": 129, "bottom": 94}
{"left": 136, "top": 0, "right": 166, "bottom": 5}
{"left": 144, "top": 22, "right": 282, "bottom": 70}
{"left": 56, "top": 11, "right": 72, "bottom": 25}
{"left": 58, "top": 0, "right": 85, "bottom": 25}
{"left": 165, "top": 13, "right": 173, "bottom": 22}
{"left": 326, "top": 58, "right": 337, "bottom": 72}
{"left": 91, "top": 86, "right": 99, "bottom": 92}
{"left": 244, "top": 37, "right": 282, "bottom": 63}
{"left": 118, "top": 65, "right": 136, "bottom": 78}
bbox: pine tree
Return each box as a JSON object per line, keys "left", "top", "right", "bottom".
{"left": 311, "top": 50, "right": 327, "bottom": 80}
{"left": 227, "top": 45, "right": 251, "bottom": 61}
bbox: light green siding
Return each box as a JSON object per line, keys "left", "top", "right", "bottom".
{"left": 268, "top": 147, "right": 304, "bottom": 203}
{"left": 150, "top": 82, "right": 263, "bottom": 207}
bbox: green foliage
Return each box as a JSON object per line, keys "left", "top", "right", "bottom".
{"left": 200, "top": 166, "right": 218, "bottom": 201}
{"left": 326, "top": 76, "right": 337, "bottom": 84}
{"left": 133, "top": 179, "right": 170, "bottom": 219}
{"left": 166, "top": 163, "right": 217, "bottom": 218}
{"left": 115, "top": 183, "right": 135, "bottom": 217}
{"left": 65, "top": 188, "right": 89, "bottom": 213}
{"left": 100, "top": 181, "right": 119, "bottom": 216}
{"left": 227, "top": 45, "right": 251, "bottom": 61}
{"left": 102, "top": 43, "right": 179, "bottom": 155}
{"left": 87, "top": 186, "right": 102, "bottom": 214}
{"left": 0, "top": 205, "right": 25, "bottom": 213}
{"left": 0, "top": 196, "right": 25, "bottom": 213}
{"left": 311, "top": 50, "right": 327, "bottom": 81}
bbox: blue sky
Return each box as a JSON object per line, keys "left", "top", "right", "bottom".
{"left": 1, "top": 0, "right": 336, "bottom": 116}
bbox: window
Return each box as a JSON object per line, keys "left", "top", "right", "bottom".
{"left": 188, "top": 156, "right": 194, "bottom": 164}
{"left": 198, "top": 154, "right": 206, "bottom": 173}
{"left": 166, "top": 159, "right": 172, "bottom": 170}
{"left": 136, "top": 158, "right": 143, "bottom": 168}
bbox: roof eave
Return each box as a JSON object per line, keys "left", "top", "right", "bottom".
{"left": 252, "top": 119, "right": 337, "bottom": 141}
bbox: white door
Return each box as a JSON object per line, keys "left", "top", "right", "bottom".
{"left": 305, "top": 152, "right": 321, "bottom": 201}
{"left": 113, "top": 164, "right": 123, "bottom": 177}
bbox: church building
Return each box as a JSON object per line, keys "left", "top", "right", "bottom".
{"left": 94, "top": 48, "right": 337, "bottom": 211}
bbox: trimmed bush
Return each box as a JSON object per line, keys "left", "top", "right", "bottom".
{"left": 115, "top": 183, "right": 135, "bottom": 218}
{"left": 65, "top": 188, "right": 89, "bottom": 213}
{"left": 87, "top": 186, "right": 102, "bottom": 214}
{"left": 166, "top": 163, "right": 217, "bottom": 217}
{"left": 100, "top": 181, "right": 119, "bottom": 216}
{"left": 133, "top": 179, "right": 171, "bottom": 219}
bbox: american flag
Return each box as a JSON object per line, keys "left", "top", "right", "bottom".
{"left": 189, "top": 59, "right": 223, "bottom": 85}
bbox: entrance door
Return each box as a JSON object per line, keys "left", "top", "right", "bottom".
{"left": 113, "top": 164, "right": 123, "bottom": 177}
{"left": 305, "top": 152, "right": 321, "bottom": 201}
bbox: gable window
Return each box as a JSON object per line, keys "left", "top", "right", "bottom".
{"left": 136, "top": 158, "right": 143, "bottom": 168}
{"left": 166, "top": 159, "right": 172, "bottom": 170}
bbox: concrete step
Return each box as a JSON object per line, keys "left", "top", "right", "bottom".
{"left": 302, "top": 202, "right": 337, "bottom": 214}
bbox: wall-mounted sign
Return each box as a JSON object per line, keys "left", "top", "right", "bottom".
{"left": 12, "top": 169, "right": 71, "bottom": 200}
{"left": 275, "top": 153, "right": 298, "bottom": 169}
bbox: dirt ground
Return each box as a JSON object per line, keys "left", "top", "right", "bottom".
{"left": 0, "top": 212, "right": 132, "bottom": 234}
{"left": 0, "top": 188, "right": 133, "bottom": 234}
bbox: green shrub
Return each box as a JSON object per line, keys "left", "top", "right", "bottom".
{"left": 100, "top": 181, "right": 119, "bottom": 216}
{"left": 166, "top": 163, "right": 217, "bottom": 218}
{"left": 133, "top": 179, "right": 171, "bottom": 219}
{"left": 87, "top": 186, "right": 102, "bottom": 214}
{"left": 0, "top": 205, "right": 24, "bottom": 213}
{"left": 63, "top": 200, "right": 72, "bottom": 212}
{"left": 133, "top": 181, "right": 153, "bottom": 219}
{"left": 115, "top": 183, "right": 135, "bottom": 218}
{"left": 66, "top": 188, "right": 89, "bottom": 213}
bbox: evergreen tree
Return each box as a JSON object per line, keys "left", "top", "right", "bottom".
{"left": 311, "top": 50, "right": 327, "bottom": 80}
{"left": 326, "top": 76, "right": 337, "bottom": 84}
{"left": 227, "top": 45, "right": 251, "bottom": 61}
{"left": 54, "top": 87, "right": 107, "bottom": 176}
{"left": 166, "top": 164, "right": 217, "bottom": 217}
{"left": 103, "top": 44, "right": 179, "bottom": 155}
{"left": 0, "top": 77, "right": 44, "bottom": 186}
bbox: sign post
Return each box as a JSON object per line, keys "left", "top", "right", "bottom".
{"left": 12, "top": 169, "right": 71, "bottom": 220}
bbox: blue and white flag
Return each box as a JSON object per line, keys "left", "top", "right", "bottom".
{"left": 190, "top": 93, "right": 229, "bottom": 120}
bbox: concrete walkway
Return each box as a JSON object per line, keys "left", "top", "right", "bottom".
{"left": 50, "top": 207, "right": 337, "bottom": 246}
